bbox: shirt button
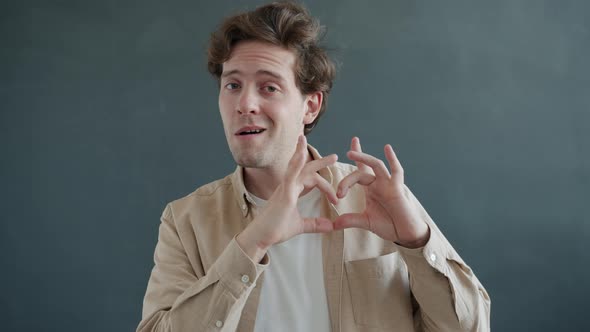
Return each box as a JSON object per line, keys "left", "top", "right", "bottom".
{"left": 429, "top": 253, "right": 437, "bottom": 262}
{"left": 215, "top": 320, "right": 223, "bottom": 328}
{"left": 241, "top": 274, "right": 250, "bottom": 284}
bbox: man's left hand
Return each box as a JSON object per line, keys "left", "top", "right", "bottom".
{"left": 333, "top": 137, "right": 430, "bottom": 248}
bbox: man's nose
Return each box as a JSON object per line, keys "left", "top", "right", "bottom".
{"left": 237, "top": 87, "right": 260, "bottom": 115}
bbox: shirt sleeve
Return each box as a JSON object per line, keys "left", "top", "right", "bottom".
{"left": 394, "top": 185, "right": 491, "bottom": 332}
{"left": 136, "top": 204, "right": 268, "bottom": 332}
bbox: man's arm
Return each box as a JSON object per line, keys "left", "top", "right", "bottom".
{"left": 396, "top": 187, "right": 491, "bottom": 332}
{"left": 136, "top": 204, "right": 267, "bottom": 332}
{"left": 333, "top": 137, "right": 490, "bottom": 331}
{"left": 138, "top": 136, "right": 339, "bottom": 331}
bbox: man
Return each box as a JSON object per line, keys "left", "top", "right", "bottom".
{"left": 137, "top": 2, "right": 490, "bottom": 331}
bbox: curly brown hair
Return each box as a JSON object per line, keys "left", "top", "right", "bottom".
{"left": 207, "top": 1, "right": 336, "bottom": 135}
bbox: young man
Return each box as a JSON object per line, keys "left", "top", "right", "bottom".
{"left": 137, "top": 2, "right": 490, "bottom": 331}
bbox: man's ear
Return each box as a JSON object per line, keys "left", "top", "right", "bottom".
{"left": 303, "top": 91, "right": 323, "bottom": 125}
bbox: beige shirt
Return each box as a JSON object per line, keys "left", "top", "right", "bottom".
{"left": 136, "top": 145, "right": 491, "bottom": 332}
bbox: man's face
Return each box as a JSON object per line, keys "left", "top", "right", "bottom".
{"left": 218, "top": 40, "right": 317, "bottom": 169}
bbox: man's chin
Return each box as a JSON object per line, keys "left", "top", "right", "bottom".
{"left": 232, "top": 152, "right": 267, "bottom": 169}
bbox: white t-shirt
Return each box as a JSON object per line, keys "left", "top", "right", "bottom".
{"left": 250, "top": 188, "right": 331, "bottom": 332}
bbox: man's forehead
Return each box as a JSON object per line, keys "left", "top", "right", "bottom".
{"left": 222, "top": 41, "right": 296, "bottom": 79}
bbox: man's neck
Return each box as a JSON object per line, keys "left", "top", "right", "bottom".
{"left": 243, "top": 149, "right": 314, "bottom": 200}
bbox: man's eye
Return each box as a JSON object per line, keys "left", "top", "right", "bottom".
{"left": 225, "top": 83, "right": 240, "bottom": 90}
{"left": 264, "top": 86, "right": 278, "bottom": 93}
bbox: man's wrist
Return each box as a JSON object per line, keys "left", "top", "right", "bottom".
{"left": 396, "top": 225, "right": 431, "bottom": 249}
{"left": 236, "top": 226, "right": 270, "bottom": 263}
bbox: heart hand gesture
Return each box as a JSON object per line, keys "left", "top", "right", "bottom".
{"left": 333, "top": 137, "right": 430, "bottom": 248}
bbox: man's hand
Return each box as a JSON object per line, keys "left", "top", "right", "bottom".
{"left": 333, "top": 137, "right": 430, "bottom": 248}
{"left": 236, "top": 135, "right": 339, "bottom": 262}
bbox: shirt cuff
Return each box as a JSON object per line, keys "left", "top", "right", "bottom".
{"left": 214, "top": 236, "right": 269, "bottom": 299}
{"left": 394, "top": 228, "right": 450, "bottom": 277}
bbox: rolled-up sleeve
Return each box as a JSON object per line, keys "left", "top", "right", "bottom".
{"left": 137, "top": 204, "right": 268, "bottom": 332}
{"left": 395, "top": 186, "right": 491, "bottom": 332}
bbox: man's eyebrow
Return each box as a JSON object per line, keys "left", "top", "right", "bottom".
{"left": 221, "top": 69, "right": 240, "bottom": 78}
{"left": 256, "top": 70, "right": 285, "bottom": 81}
{"left": 221, "top": 69, "right": 286, "bottom": 81}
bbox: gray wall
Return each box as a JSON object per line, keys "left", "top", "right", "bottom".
{"left": 3, "top": 0, "right": 589, "bottom": 330}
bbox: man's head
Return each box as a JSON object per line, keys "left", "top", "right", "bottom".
{"left": 207, "top": 1, "right": 336, "bottom": 169}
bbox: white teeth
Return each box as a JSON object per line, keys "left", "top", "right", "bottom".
{"left": 242, "top": 129, "right": 264, "bottom": 134}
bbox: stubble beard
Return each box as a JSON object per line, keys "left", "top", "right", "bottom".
{"left": 232, "top": 148, "right": 271, "bottom": 168}
{"left": 229, "top": 137, "right": 293, "bottom": 170}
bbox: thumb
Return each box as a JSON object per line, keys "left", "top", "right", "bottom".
{"left": 302, "top": 217, "right": 334, "bottom": 234}
{"left": 332, "top": 213, "right": 368, "bottom": 231}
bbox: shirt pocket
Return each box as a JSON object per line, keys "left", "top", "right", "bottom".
{"left": 344, "top": 252, "right": 414, "bottom": 330}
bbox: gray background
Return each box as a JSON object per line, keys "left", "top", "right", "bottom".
{"left": 2, "top": 0, "right": 589, "bottom": 331}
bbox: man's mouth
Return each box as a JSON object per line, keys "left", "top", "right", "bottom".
{"left": 235, "top": 126, "right": 267, "bottom": 136}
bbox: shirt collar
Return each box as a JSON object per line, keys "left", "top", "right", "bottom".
{"left": 230, "top": 142, "right": 334, "bottom": 218}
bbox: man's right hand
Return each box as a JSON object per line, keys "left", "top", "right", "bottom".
{"left": 236, "top": 135, "right": 339, "bottom": 263}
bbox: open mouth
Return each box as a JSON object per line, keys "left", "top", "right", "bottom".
{"left": 237, "top": 129, "right": 266, "bottom": 136}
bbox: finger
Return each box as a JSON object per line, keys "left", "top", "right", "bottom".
{"left": 302, "top": 217, "right": 334, "bottom": 233}
{"left": 286, "top": 135, "right": 308, "bottom": 182}
{"left": 336, "top": 170, "right": 376, "bottom": 198}
{"left": 313, "top": 173, "right": 338, "bottom": 204}
{"left": 332, "top": 213, "right": 368, "bottom": 231}
{"left": 351, "top": 137, "right": 370, "bottom": 172}
{"left": 347, "top": 150, "right": 391, "bottom": 178}
{"left": 384, "top": 144, "right": 404, "bottom": 176}
{"left": 303, "top": 154, "right": 338, "bottom": 174}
